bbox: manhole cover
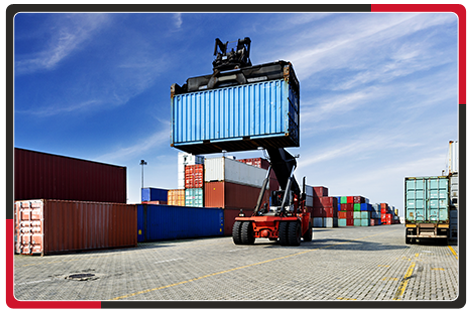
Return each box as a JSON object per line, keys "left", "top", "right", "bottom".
{"left": 66, "top": 273, "right": 98, "bottom": 281}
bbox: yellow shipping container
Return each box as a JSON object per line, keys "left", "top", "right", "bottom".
{"left": 168, "top": 189, "right": 185, "bottom": 206}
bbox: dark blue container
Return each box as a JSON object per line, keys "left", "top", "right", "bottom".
{"left": 137, "top": 204, "right": 224, "bottom": 242}
{"left": 141, "top": 187, "right": 168, "bottom": 202}
{"left": 337, "top": 203, "right": 342, "bottom": 211}
{"left": 360, "top": 203, "right": 372, "bottom": 211}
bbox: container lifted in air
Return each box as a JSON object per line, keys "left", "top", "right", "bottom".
{"left": 170, "top": 37, "right": 310, "bottom": 246}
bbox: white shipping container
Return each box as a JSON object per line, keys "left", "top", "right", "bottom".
{"left": 305, "top": 185, "right": 314, "bottom": 197}
{"left": 305, "top": 195, "right": 313, "bottom": 207}
{"left": 204, "top": 157, "right": 267, "bottom": 188}
{"left": 323, "top": 217, "right": 337, "bottom": 228}
{"left": 313, "top": 217, "right": 323, "bottom": 228}
{"left": 178, "top": 152, "right": 204, "bottom": 189}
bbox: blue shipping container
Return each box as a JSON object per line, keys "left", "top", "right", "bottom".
{"left": 171, "top": 77, "right": 300, "bottom": 155}
{"left": 137, "top": 204, "right": 224, "bottom": 242}
{"left": 142, "top": 188, "right": 168, "bottom": 202}
{"left": 360, "top": 203, "right": 372, "bottom": 211}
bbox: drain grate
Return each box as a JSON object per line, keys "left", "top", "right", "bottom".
{"left": 66, "top": 273, "right": 97, "bottom": 281}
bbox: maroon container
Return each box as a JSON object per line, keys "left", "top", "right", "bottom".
{"left": 320, "top": 196, "right": 337, "bottom": 207}
{"left": 323, "top": 206, "right": 336, "bottom": 218}
{"left": 313, "top": 186, "right": 328, "bottom": 197}
{"left": 339, "top": 211, "right": 354, "bottom": 219}
{"left": 15, "top": 148, "right": 126, "bottom": 203}
{"left": 346, "top": 218, "right": 354, "bottom": 226}
{"left": 204, "top": 181, "right": 269, "bottom": 210}
{"left": 15, "top": 199, "right": 137, "bottom": 255}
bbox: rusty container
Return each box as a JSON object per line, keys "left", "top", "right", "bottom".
{"left": 15, "top": 148, "right": 126, "bottom": 203}
{"left": 15, "top": 199, "right": 137, "bottom": 255}
{"left": 313, "top": 186, "right": 328, "bottom": 197}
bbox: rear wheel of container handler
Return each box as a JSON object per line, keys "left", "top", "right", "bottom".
{"left": 241, "top": 221, "right": 255, "bottom": 245}
{"left": 278, "top": 222, "right": 289, "bottom": 246}
{"left": 232, "top": 221, "right": 243, "bottom": 245}
{"left": 303, "top": 221, "right": 313, "bottom": 242}
{"left": 288, "top": 221, "right": 301, "bottom": 246}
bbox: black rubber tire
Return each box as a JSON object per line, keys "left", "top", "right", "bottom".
{"left": 232, "top": 221, "right": 243, "bottom": 245}
{"left": 241, "top": 221, "right": 255, "bottom": 245}
{"left": 278, "top": 222, "right": 289, "bottom": 246}
{"left": 288, "top": 221, "right": 301, "bottom": 246}
{"left": 302, "top": 221, "right": 313, "bottom": 242}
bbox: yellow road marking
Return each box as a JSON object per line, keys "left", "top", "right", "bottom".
{"left": 109, "top": 229, "right": 398, "bottom": 300}
{"left": 382, "top": 277, "right": 399, "bottom": 281}
{"left": 448, "top": 245, "right": 458, "bottom": 259}
{"left": 337, "top": 297, "right": 357, "bottom": 300}
{"left": 431, "top": 268, "right": 444, "bottom": 271}
{"left": 393, "top": 262, "right": 416, "bottom": 300}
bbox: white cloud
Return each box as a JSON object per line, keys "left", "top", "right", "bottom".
{"left": 15, "top": 13, "right": 110, "bottom": 75}
{"left": 173, "top": 13, "right": 183, "bottom": 29}
{"left": 15, "top": 99, "right": 103, "bottom": 117}
{"left": 96, "top": 126, "right": 170, "bottom": 163}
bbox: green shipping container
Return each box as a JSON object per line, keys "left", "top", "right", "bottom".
{"left": 354, "top": 203, "right": 361, "bottom": 211}
{"left": 405, "top": 176, "right": 449, "bottom": 223}
{"left": 340, "top": 196, "right": 347, "bottom": 204}
{"left": 185, "top": 188, "right": 204, "bottom": 207}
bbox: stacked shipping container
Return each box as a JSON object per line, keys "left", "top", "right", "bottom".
{"left": 306, "top": 185, "right": 337, "bottom": 228}
{"left": 204, "top": 156, "right": 269, "bottom": 235}
{"left": 14, "top": 148, "right": 136, "bottom": 255}
{"left": 167, "top": 189, "right": 185, "bottom": 206}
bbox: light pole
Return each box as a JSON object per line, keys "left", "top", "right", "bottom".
{"left": 140, "top": 160, "right": 147, "bottom": 189}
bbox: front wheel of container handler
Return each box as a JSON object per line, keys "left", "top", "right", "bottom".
{"left": 232, "top": 221, "right": 243, "bottom": 245}
{"left": 288, "top": 221, "right": 301, "bottom": 246}
{"left": 241, "top": 221, "right": 255, "bottom": 245}
{"left": 278, "top": 222, "right": 289, "bottom": 246}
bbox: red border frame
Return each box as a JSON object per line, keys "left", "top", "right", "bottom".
{"left": 372, "top": 4, "right": 466, "bottom": 104}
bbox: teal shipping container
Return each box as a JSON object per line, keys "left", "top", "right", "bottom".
{"left": 170, "top": 61, "right": 300, "bottom": 155}
{"left": 185, "top": 188, "right": 204, "bottom": 207}
{"left": 338, "top": 218, "right": 347, "bottom": 227}
{"left": 137, "top": 204, "right": 223, "bottom": 242}
{"left": 405, "top": 176, "right": 449, "bottom": 223}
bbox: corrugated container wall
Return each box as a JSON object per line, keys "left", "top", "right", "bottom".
{"left": 167, "top": 189, "right": 185, "bottom": 206}
{"left": 15, "top": 148, "right": 126, "bottom": 203}
{"left": 204, "top": 181, "right": 269, "bottom": 210}
{"left": 178, "top": 152, "right": 204, "bottom": 189}
{"left": 405, "top": 176, "right": 449, "bottom": 223}
{"left": 141, "top": 188, "right": 168, "bottom": 202}
{"left": 171, "top": 76, "right": 300, "bottom": 155}
{"left": 205, "top": 157, "right": 267, "bottom": 188}
{"left": 137, "top": 204, "right": 223, "bottom": 242}
{"left": 15, "top": 200, "right": 137, "bottom": 255}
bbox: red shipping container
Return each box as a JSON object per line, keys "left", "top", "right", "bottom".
{"left": 353, "top": 196, "right": 366, "bottom": 204}
{"left": 346, "top": 218, "right": 354, "bottom": 226}
{"left": 185, "top": 164, "right": 204, "bottom": 188}
{"left": 313, "top": 197, "right": 323, "bottom": 208}
{"left": 323, "top": 206, "right": 335, "bottom": 218}
{"left": 339, "top": 211, "right": 354, "bottom": 219}
{"left": 204, "top": 181, "right": 269, "bottom": 210}
{"left": 346, "top": 203, "right": 354, "bottom": 211}
{"left": 346, "top": 196, "right": 354, "bottom": 203}
{"left": 312, "top": 207, "right": 323, "bottom": 217}
{"left": 313, "top": 186, "right": 328, "bottom": 197}
{"left": 15, "top": 148, "right": 126, "bottom": 203}
{"left": 380, "top": 203, "right": 388, "bottom": 210}
{"left": 15, "top": 199, "right": 137, "bottom": 256}
{"left": 320, "top": 196, "right": 337, "bottom": 207}
{"left": 370, "top": 219, "right": 376, "bottom": 226}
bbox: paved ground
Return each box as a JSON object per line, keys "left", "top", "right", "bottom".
{"left": 13, "top": 224, "right": 459, "bottom": 302}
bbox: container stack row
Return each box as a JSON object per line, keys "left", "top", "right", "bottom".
{"left": 305, "top": 185, "right": 339, "bottom": 228}
{"left": 14, "top": 148, "right": 137, "bottom": 256}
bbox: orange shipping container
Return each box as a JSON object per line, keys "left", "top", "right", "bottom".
{"left": 15, "top": 199, "right": 137, "bottom": 256}
{"left": 205, "top": 181, "right": 269, "bottom": 210}
{"left": 185, "top": 164, "right": 204, "bottom": 189}
{"left": 167, "top": 189, "right": 185, "bottom": 206}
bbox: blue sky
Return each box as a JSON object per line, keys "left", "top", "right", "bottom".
{"left": 14, "top": 12, "right": 458, "bottom": 213}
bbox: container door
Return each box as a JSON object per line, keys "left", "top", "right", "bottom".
{"left": 427, "top": 177, "right": 449, "bottom": 222}
{"left": 406, "top": 178, "right": 426, "bottom": 222}
{"left": 16, "top": 200, "right": 44, "bottom": 255}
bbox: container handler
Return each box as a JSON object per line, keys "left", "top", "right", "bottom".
{"left": 232, "top": 148, "right": 312, "bottom": 246}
